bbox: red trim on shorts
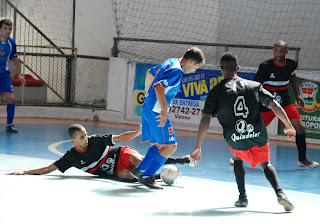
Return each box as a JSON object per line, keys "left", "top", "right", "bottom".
{"left": 229, "top": 143, "right": 270, "bottom": 168}
{"left": 115, "top": 146, "right": 138, "bottom": 179}
{"left": 260, "top": 103, "right": 301, "bottom": 126}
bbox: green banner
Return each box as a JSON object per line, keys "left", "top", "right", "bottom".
{"left": 278, "top": 77, "right": 320, "bottom": 139}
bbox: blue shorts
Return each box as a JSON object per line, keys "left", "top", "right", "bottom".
{"left": 141, "top": 104, "right": 177, "bottom": 146}
{"left": 0, "top": 71, "right": 14, "bottom": 94}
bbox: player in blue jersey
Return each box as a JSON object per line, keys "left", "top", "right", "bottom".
{"left": 131, "top": 47, "right": 205, "bottom": 189}
{"left": 191, "top": 52, "right": 295, "bottom": 211}
{"left": 0, "top": 19, "right": 24, "bottom": 133}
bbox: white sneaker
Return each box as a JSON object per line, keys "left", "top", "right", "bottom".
{"left": 298, "top": 159, "right": 319, "bottom": 169}
{"left": 277, "top": 192, "right": 294, "bottom": 212}
{"left": 230, "top": 156, "right": 235, "bottom": 165}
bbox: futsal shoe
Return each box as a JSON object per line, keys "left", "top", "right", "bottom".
{"left": 130, "top": 167, "right": 143, "bottom": 180}
{"left": 139, "top": 176, "right": 163, "bottom": 190}
{"left": 229, "top": 156, "right": 235, "bottom": 165}
{"left": 298, "top": 159, "right": 319, "bottom": 169}
{"left": 234, "top": 196, "right": 248, "bottom": 207}
{"left": 277, "top": 192, "right": 294, "bottom": 211}
{"left": 6, "top": 125, "right": 18, "bottom": 133}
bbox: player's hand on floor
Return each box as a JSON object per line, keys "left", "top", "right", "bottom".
{"left": 6, "top": 170, "right": 26, "bottom": 175}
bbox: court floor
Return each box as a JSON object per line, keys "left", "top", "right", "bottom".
{"left": 0, "top": 118, "right": 319, "bottom": 224}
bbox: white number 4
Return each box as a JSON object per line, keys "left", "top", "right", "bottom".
{"left": 234, "top": 96, "right": 249, "bottom": 118}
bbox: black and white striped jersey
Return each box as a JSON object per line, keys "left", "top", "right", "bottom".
{"left": 54, "top": 134, "right": 121, "bottom": 179}
{"left": 254, "top": 57, "right": 298, "bottom": 112}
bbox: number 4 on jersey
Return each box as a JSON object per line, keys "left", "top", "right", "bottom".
{"left": 234, "top": 96, "right": 249, "bottom": 118}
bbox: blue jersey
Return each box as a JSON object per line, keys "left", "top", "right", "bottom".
{"left": 0, "top": 37, "right": 18, "bottom": 75}
{"left": 143, "top": 58, "right": 183, "bottom": 113}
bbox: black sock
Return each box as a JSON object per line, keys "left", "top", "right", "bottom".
{"left": 264, "top": 165, "right": 282, "bottom": 195}
{"left": 154, "top": 173, "right": 160, "bottom": 180}
{"left": 234, "top": 160, "right": 246, "bottom": 198}
{"left": 296, "top": 134, "right": 307, "bottom": 161}
{"left": 165, "top": 157, "right": 187, "bottom": 164}
{"left": 165, "top": 158, "right": 178, "bottom": 164}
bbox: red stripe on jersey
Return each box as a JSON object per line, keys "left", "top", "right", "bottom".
{"left": 74, "top": 145, "right": 88, "bottom": 153}
{"left": 273, "top": 57, "right": 287, "bottom": 67}
{"left": 264, "top": 84, "right": 289, "bottom": 92}
{"left": 224, "top": 76, "right": 238, "bottom": 79}
{"left": 87, "top": 146, "right": 112, "bottom": 174}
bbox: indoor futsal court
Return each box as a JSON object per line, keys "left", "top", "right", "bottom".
{"left": 0, "top": 118, "right": 319, "bottom": 224}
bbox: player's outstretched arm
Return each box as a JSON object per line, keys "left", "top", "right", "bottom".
{"left": 113, "top": 125, "right": 142, "bottom": 143}
{"left": 268, "top": 100, "right": 296, "bottom": 139}
{"left": 6, "top": 163, "right": 58, "bottom": 175}
{"left": 191, "top": 113, "right": 212, "bottom": 162}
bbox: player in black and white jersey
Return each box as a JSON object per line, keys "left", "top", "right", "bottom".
{"left": 6, "top": 124, "right": 194, "bottom": 181}
{"left": 190, "top": 52, "right": 296, "bottom": 211}
{"left": 252, "top": 40, "right": 319, "bottom": 168}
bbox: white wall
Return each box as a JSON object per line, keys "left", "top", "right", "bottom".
{"left": 75, "top": 0, "right": 116, "bottom": 56}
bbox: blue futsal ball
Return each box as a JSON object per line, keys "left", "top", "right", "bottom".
{"left": 160, "top": 165, "right": 181, "bottom": 185}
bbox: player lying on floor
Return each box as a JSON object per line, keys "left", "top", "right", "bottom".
{"left": 6, "top": 124, "right": 195, "bottom": 181}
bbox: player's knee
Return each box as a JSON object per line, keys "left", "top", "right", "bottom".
{"left": 259, "top": 161, "right": 270, "bottom": 170}
{"left": 295, "top": 125, "right": 305, "bottom": 135}
{"left": 6, "top": 95, "right": 15, "bottom": 104}
{"left": 118, "top": 169, "right": 135, "bottom": 180}
{"left": 130, "top": 153, "right": 143, "bottom": 166}
{"left": 167, "top": 145, "right": 177, "bottom": 154}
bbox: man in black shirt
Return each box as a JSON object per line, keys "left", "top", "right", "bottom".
{"left": 252, "top": 40, "right": 319, "bottom": 168}
{"left": 7, "top": 124, "right": 194, "bottom": 181}
{"left": 191, "top": 52, "right": 295, "bottom": 211}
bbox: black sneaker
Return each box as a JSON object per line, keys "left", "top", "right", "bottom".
{"left": 277, "top": 192, "right": 294, "bottom": 211}
{"left": 234, "top": 197, "right": 248, "bottom": 207}
{"left": 130, "top": 167, "right": 143, "bottom": 180}
{"left": 6, "top": 125, "right": 19, "bottom": 133}
{"left": 139, "top": 176, "right": 163, "bottom": 190}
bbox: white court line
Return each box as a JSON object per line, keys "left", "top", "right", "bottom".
{"left": 48, "top": 140, "right": 71, "bottom": 156}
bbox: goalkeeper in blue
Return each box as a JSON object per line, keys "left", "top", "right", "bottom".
{"left": 131, "top": 47, "right": 205, "bottom": 189}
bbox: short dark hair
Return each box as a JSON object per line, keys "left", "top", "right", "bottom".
{"left": 220, "top": 52, "right": 238, "bottom": 74}
{"left": 68, "top": 124, "right": 85, "bottom": 139}
{"left": 0, "top": 19, "right": 13, "bottom": 28}
{"left": 183, "top": 47, "right": 205, "bottom": 64}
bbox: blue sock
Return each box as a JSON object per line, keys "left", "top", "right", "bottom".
{"left": 142, "top": 152, "right": 167, "bottom": 177}
{"left": 137, "top": 145, "right": 159, "bottom": 171}
{"left": 7, "top": 103, "right": 15, "bottom": 126}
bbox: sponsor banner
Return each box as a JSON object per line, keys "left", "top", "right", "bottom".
{"left": 169, "top": 98, "right": 205, "bottom": 124}
{"left": 133, "top": 63, "right": 255, "bottom": 125}
{"left": 278, "top": 77, "right": 320, "bottom": 139}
